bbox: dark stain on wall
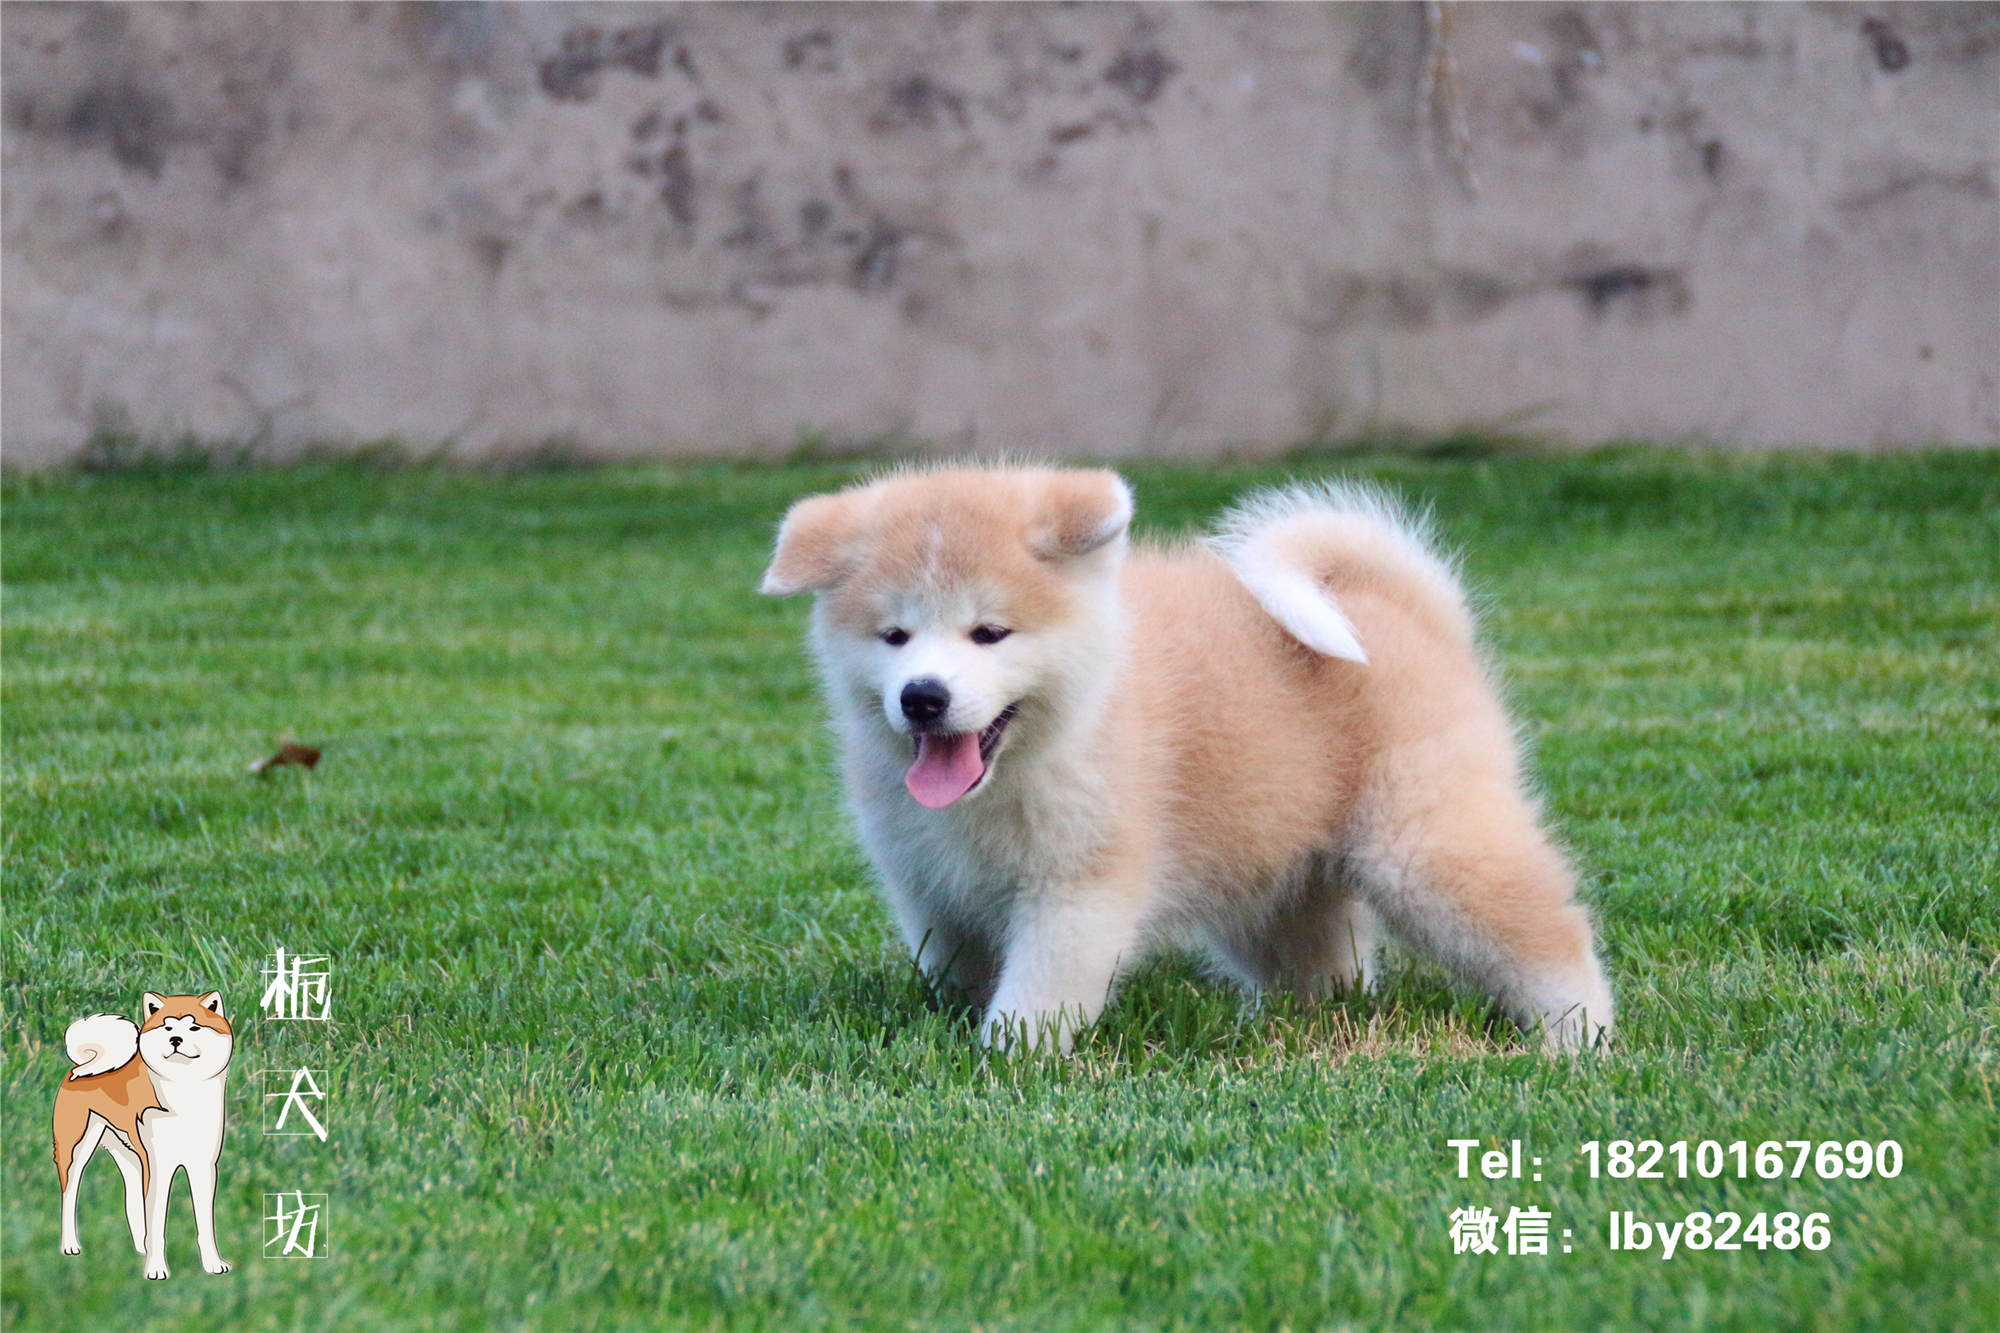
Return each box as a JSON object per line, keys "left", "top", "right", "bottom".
{"left": 1861, "top": 17, "right": 1912, "bottom": 72}
{"left": 11, "top": 70, "right": 273, "bottom": 187}
{"left": 539, "top": 23, "right": 672, "bottom": 101}
{"left": 873, "top": 75, "right": 969, "bottom": 132}
{"left": 1302, "top": 269, "right": 1517, "bottom": 332}
{"left": 564, "top": 190, "right": 609, "bottom": 226}
{"left": 850, "top": 221, "right": 904, "bottom": 290}
{"left": 61, "top": 81, "right": 174, "bottom": 176}
{"left": 1103, "top": 47, "right": 1177, "bottom": 103}
{"left": 624, "top": 91, "right": 727, "bottom": 236}
{"left": 470, "top": 234, "right": 510, "bottom": 276}
{"left": 4, "top": 5, "right": 289, "bottom": 188}
{"left": 658, "top": 140, "right": 697, "bottom": 229}
{"left": 1345, "top": 3, "right": 1427, "bottom": 142}
{"left": 1302, "top": 261, "right": 1694, "bottom": 331}
{"left": 1837, "top": 166, "right": 1998, "bottom": 212}
{"left": 783, "top": 28, "right": 839, "bottom": 73}
{"left": 1528, "top": 9, "right": 1607, "bottom": 139}
{"left": 1564, "top": 265, "right": 1691, "bottom": 319}
{"left": 721, "top": 177, "right": 774, "bottom": 250}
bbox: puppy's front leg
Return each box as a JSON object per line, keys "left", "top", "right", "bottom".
{"left": 983, "top": 886, "right": 1149, "bottom": 1054}
{"left": 887, "top": 887, "right": 1000, "bottom": 1009}
{"left": 142, "top": 1161, "right": 175, "bottom": 1279}
{"left": 187, "top": 1157, "right": 231, "bottom": 1274}
{"left": 99, "top": 1132, "right": 150, "bottom": 1254}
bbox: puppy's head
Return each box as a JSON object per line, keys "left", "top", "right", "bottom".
{"left": 137, "top": 992, "right": 234, "bottom": 1078}
{"left": 763, "top": 466, "right": 1132, "bottom": 808}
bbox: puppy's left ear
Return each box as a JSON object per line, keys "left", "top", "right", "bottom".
{"left": 198, "top": 992, "right": 225, "bottom": 1017}
{"left": 1030, "top": 471, "right": 1133, "bottom": 560}
{"left": 762, "top": 492, "right": 863, "bottom": 596}
{"left": 142, "top": 992, "right": 166, "bottom": 1020}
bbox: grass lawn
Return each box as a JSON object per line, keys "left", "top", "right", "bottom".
{"left": 2, "top": 448, "right": 1996, "bottom": 1332}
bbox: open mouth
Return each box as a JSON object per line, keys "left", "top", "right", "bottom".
{"left": 905, "top": 704, "right": 1018, "bottom": 809}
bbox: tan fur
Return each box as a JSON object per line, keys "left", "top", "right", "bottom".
{"left": 53, "top": 1057, "right": 161, "bottom": 1195}
{"left": 766, "top": 465, "right": 1613, "bottom": 1053}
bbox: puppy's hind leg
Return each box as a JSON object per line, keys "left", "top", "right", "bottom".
{"left": 1223, "top": 865, "right": 1381, "bottom": 1001}
{"left": 1356, "top": 794, "right": 1613, "bottom": 1054}
{"left": 1275, "top": 867, "right": 1382, "bottom": 1001}
{"left": 58, "top": 1113, "right": 109, "bottom": 1255}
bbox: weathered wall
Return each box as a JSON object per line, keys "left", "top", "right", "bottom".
{"left": 3, "top": 2, "right": 1995, "bottom": 463}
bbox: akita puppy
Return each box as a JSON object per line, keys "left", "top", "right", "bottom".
{"left": 763, "top": 465, "right": 1613, "bottom": 1054}
{"left": 54, "top": 993, "right": 234, "bottom": 1278}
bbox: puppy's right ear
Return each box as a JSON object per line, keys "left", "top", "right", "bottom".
{"left": 142, "top": 993, "right": 166, "bottom": 1020}
{"left": 762, "top": 492, "right": 862, "bottom": 596}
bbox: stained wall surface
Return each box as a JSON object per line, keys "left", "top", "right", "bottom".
{"left": 3, "top": 1, "right": 1995, "bottom": 463}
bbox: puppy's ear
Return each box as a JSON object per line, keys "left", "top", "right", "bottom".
{"left": 762, "top": 492, "right": 864, "bottom": 596}
{"left": 198, "top": 991, "right": 225, "bottom": 1017}
{"left": 1030, "top": 471, "right": 1133, "bottom": 559}
{"left": 142, "top": 992, "right": 166, "bottom": 1020}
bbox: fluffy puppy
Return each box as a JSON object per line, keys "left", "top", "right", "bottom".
{"left": 763, "top": 465, "right": 1612, "bottom": 1053}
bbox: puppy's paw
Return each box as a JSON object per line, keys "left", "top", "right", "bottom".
{"left": 205, "top": 1257, "right": 232, "bottom": 1274}
{"left": 61, "top": 1241, "right": 81, "bottom": 1255}
{"left": 145, "top": 1259, "right": 171, "bottom": 1279}
{"left": 980, "top": 1007, "right": 1078, "bottom": 1056}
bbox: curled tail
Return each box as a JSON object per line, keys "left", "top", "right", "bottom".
{"left": 1211, "top": 480, "right": 1471, "bottom": 664}
{"left": 63, "top": 1013, "right": 139, "bottom": 1079}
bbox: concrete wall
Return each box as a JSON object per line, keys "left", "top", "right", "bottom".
{"left": 3, "top": 2, "right": 1995, "bottom": 464}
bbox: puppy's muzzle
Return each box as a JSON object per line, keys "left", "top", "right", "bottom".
{"left": 900, "top": 677, "right": 951, "bottom": 729}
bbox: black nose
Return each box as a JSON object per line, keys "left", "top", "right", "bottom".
{"left": 900, "top": 678, "right": 951, "bottom": 728}
{"left": 169, "top": 1036, "right": 181, "bottom": 1047}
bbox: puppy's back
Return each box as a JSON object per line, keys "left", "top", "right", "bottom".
{"left": 1116, "top": 549, "right": 1372, "bottom": 880}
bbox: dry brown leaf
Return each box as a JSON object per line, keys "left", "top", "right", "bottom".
{"left": 250, "top": 742, "right": 322, "bottom": 775}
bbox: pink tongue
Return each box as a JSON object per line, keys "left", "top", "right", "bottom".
{"left": 906, "top": 732, "right": 985, "bottom": 808}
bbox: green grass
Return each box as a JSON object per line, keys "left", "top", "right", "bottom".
{"left": 3, "top": 449, "right": 1996, "bottom": 1332}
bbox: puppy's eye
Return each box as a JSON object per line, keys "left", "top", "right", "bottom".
{"left": 879, "top": 628, "right": 910, "bottom": 647}
{"left": 969, "top": 625, "right": 1012, "bottom": 646}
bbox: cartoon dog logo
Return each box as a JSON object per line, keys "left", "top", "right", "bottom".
{"left": 54, "top": 992, "right": 234, "bottom": 1279}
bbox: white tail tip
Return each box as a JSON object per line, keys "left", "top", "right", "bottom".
{"left": 1225, "top": 548, "right": 1370, "bottom": 663}
{"left": 64, "top": 1012, "right": 139, "bottom": 1079}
